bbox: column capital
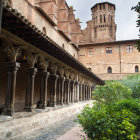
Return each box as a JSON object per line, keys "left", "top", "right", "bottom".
{"left": 39, "top": 71, "right": 50, "bottom": 78}
{"left": 75, "top": 81, "right": 79, "bottom": 85}
{"left": 6, "top": 62, "right": 20, "bottom": 71}
{"left": 65, "top": 78, "right": 71, "bottom": 83}
{"left": 27, "top": 68, "right": 37, "bottom": 76}
{"left": 58, "top": 76, "right": 65, "bottom": 81}
{"left": 50, "top": 74, "right": 59, "bottom": 80}
{"left": 70, "top": 80, "right": 75, "bottom": 84}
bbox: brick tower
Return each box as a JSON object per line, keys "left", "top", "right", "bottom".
{"left": 82, "top": 2, "right": 117, "bottom": 43}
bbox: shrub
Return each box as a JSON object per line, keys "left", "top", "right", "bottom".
{"left": 92, "top": 81, "right": 132, "bottom": 106}
{"left": 120, "top": 74, "right": 140, "bottom": 99}
{"left": 78, "top": 104, "right": 138, "bottom": 140}
{"left": 111, "top": 99, "right": 140, "bottom": 132}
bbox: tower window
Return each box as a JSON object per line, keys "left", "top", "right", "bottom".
{"left": 87, "top": 48, "right": 93, "bottom": 56}
{"left": 106, "top": 47, "right": 112, "bottom": 54}
{"left": 103, "top": 3, "right": 105, "bottom": 9}
{"left": 88, "top": 67, "right": 92, "bottom": 71}
{"left": 95, "top": 29, "right": 97, "bottom": 38}
{"left": 111, "top": 16, "right": 113, "bottom": 24}
{"left": 100, "top": 4, "right": 102, "bottom": 10}
{"left": 96, "top": 16, "right": 97, "bottom": 23}
{"left": 104, "top": 15, "right": 106, "bottom": 22}
{"left": 109, "top": 28, "right": 112, "bottom": 36}
{"left": 135, "top": 66, "right": 139, "bottom": 72}
{"left": 100, "top": 15, "right": 102, "bottom": 23}
{"left": 126, "top": 46, "right": 133, "bottom": 53}
{"left": 108, "top": 15, "right": 110, "bottom": 22}
{"left": 108, "top": 67, "right": 112, "bottom": 73}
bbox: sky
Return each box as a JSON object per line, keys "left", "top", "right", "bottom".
{"left": 66, "top": 0, "right": 139, "bottom": 41}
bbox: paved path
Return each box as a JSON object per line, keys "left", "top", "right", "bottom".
{"left": 57, "top": 125, "right": 87, "bottom": 140}
{"left": 12, "top": 116, "right": 87, "bottom": 140}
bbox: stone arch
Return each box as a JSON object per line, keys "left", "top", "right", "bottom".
{"left": 100, "top": 15, "right": 102, "bottom": 23}
{"left": 135, "top": 65, "right": 139, "bottom": 73}
{"left": 104, "top": 15, "right": 106, "bottom": 22}
{"left": 107, "top": 67, "right": 112, "bottom": 73}
{"left": 42, "top": 27, "right": 47, "bottom": 35}
{"left": 88, "top": 67, "right": 92, "bottom": 71}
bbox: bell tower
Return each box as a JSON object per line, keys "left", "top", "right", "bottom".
{"left": 91, "top": 2, "right": 116, "bottom": 43}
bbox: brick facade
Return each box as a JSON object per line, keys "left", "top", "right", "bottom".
{"left": 78, "top": 2, "right": 139, "bottom": 80}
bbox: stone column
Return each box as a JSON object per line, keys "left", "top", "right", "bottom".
{"left": 59, "top": 77, "right": 65, "bottom": 105}
{"left": 87, "top": 85, "right": 89, "bottom": 100}
{"left": 69, "top": 79, "right": 72, "bottom": 103}
{"left": 83, "top": 84, "right": 86, "bottom": 101}
{"left": 2, "top": 62, "right": 20, "bottom": 116}
{"left": 65, "top": 79, "right": 71, "bottom": 104}
{"left": 64, "top": 81, "right": 67, "bottom": 104}
{"left": 37, "top": 72, "right": 50, "bottom": 109}
{"left": 75, "top": 81, "right": 79, "bottom": 102}
{"left": 89, "top": 86, "right": 92, "bottom": 99}
{"left": 49, "top": 74, "right": 59, "bottom": 107}
{"left": 86, "top": 85, "right": 88, "bottom": 100}
{"left": 79, "top": 83, "right": 82, "bottom": 101}
{"left": 87, "top": 86, "right": 90, "bottom": 100}
{"left": 74, "top": 82, "right": 76, "bottom": 102}
{"left": 24, "top": 68, "right": 37, "bottom": 112}
{"left": 71, "top": 80, "right": 75, "bottom": 103}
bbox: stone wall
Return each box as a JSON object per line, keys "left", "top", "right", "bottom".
{"left": 79, "top": 41, "right": 140, "bottom": 80}
{"left": 9, "top": 0, "right": 79, "bottom": 58}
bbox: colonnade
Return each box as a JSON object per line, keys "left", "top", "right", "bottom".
{"left": 2, "top": 61, "right": 95, "bottom": 116}
{"left": 0, "top": 34, "right": 96, "bottom": 116}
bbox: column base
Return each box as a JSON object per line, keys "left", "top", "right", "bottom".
{"left": 66, "top": 102, "right": 70, "bottom": 105}
{"left": 2, "top": 108, "right": 14, "bottom": 116}
{"left": 59, "top": 100, "right": 64, "bottom": 106}
{"left": 24, "top": 106, "right": 35, "bottom": 112}
{"left": 49, "top": 102, "right": 56, "bottom": 107}
{"left": 37, "top": 101, "right": 47, "bottom": 109}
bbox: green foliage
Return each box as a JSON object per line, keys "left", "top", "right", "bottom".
{"left": 120, "top": 74, "right": 140, "bottom": 99}
{"left": 111, "top": 99, "right": 140, "bottom": 132}
{"left": 78, "top": 80, "right": 140, "bottom": 140}
{"left": 78, "top": 104, "right": 138, "bottom": 140}
{"left": 92, "top": 81, "right": 132, "bottom": 106}
{"left": 132, "top": 2, "right": 140, "bottom": 51}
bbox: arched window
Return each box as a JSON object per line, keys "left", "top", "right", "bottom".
{"left": 103, "top": 3, "right": 105, "bottom": 9}
{"left": 100, "top": 15, "right": 102, "bottom": 23}
{"left": 88, "top": 67, "right": 92, "bottom": 71}
{"left": 108, "top": 15, "right": 110, "bottom": 23}
{"left": 111, "top": 16, "right": 113, "bottom": 24}
{"left": 104, "top": 15, "right": 106, "bottom": 22}
{"left": 108, "top": 67, "right": 112, "bottom": 73}
{"left": 62, "top": 43, "right": 65, "bottom": 49}
{"left": 135, "top": 66, "right": 139, "bottom": 73}
{"left": 100, "top": 4, "right": 102, "bottom": 10}
{"left": 95, "top": 29, "right": 97, "bottom": 38}
{"left": 42, "top": 27, "right": 47, "bottom": 35}
{"left": 96, "top": 16, "right": 97, "bottom": 23}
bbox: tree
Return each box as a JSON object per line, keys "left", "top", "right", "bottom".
{"left": 132, "top": 2, "right": 140, "bottom": 51}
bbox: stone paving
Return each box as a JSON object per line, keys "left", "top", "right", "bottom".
{"left": 11, "top": 116, "right": 83, "bottom": 140}
{"left": 57, "top": 125, "right": 87, "bottom": 140}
